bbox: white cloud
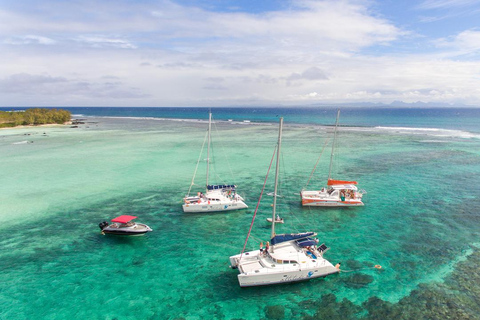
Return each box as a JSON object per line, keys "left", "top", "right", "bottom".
{"left": 75, "top": 35, "right": 137, "bottom": 49}
{"left": 417, "top": 0, "right": 480, "bottom": 10}
{"left": 4, "top": 35, "right": 56, "bottom": 45}
{"left": 0, "top": 0, "right": 480, "bottom": 106}
{"left": 287, "top": 67, "right": 329, "bottom": 83}
{"left": 436, "top": 29, "right": 480, "bottom": 54}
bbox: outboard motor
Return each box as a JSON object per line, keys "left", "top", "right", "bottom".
{"left": 99, "top": 221, "right": 109, "bottom": 230}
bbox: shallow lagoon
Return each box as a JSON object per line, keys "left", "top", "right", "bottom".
{"left": 1, "top": 113, "right": 480, "bottom": 319}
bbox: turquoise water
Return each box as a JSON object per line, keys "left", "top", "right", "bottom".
{"left": 1, "top": 108, "right": 480, "bottom": 319}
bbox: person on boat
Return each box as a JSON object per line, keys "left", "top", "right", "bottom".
{"left": 259, "top": 242, "right": 264, "bottom": 253}
{"left": 335, "top": 263, "right": 341, "bottom": 270}
{"left": 265, "top": 241, "right": 270, "bottom": 252}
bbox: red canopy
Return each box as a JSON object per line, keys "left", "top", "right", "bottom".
{"left": 327, "top": 179, "right": 358, "bottom": 186}
{"left": 111, "top": 215, "right": 137, "bottom": 223}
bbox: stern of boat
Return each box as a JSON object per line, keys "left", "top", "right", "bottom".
{"left": 229, "top": 254, "right": 241, "bottom": 269}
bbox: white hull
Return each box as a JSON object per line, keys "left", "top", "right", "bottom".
{"left": 301, "top": 186, "right": 364, "bottom": 207}
{"left": 183, "top": 191, "right": 247, "bottom": 213}
{"left": 101, "top": 222, "right": 153, "bottom": 236}
{"left": 229, "top": 242, "right": 339, "bottom": 287}
{"left": 183, "top": 199, "right": 248, "bottom": 212}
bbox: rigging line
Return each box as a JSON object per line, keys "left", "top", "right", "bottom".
{"left": 186, "top": 129, "right": 209, "bottom": 196}
{"left": 278, "top": 143, "right": 308, "bottom": 234}
{"left": 211, "top": 116, "right": 237, "bottom": 185}
{"left": 239, "top": 145, "right": 277, "bottom": 258}
{"left": 304, "top": 138, "right": 330, "bottom": 188}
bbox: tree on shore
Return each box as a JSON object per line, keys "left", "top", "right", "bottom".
{"left": 0, "top": 108, "right": 71, "bottom": 128}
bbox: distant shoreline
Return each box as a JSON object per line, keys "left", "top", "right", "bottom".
{"left": 0, "top": 121, "right": 72, "bottom": 130}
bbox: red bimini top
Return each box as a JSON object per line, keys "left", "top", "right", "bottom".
{"left": 111, "top": 215, "right": 137, "bottom": 223}
{"left": 327, "top": 179, "right": 358, "bottom": 186}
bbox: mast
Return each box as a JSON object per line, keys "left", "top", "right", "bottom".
{"left": 271, "top": 117, "right": 283, "bottom": 241}
{"left": 206, "top": 112, "right": 212, "bottom": 189}
{"left": 328, "top": 110, "right": 340, "bottom": 181}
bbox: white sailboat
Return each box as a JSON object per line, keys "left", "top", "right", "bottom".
{"left": 229, "top": 117, "right": 339, "bottom": 287}
{"left": 301, "top": 110, "right": 366, "bottom": 207}
{"left": 182, "top": 113, "right": 248, "bottom": 213}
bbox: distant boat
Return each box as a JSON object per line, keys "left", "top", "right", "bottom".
{"left": 266, "top": 215, "right": 284, "bottom": 224}
{"left": 182, "top": 112, "right": 248, "bottom": 213}
{"left": 301, "top": 110, "right": 366, "bottom": 207}
{"left": 99, "top": 215, "right": 152, "bottom": 236}
{"left": 229, "top": 117, "right": 339, "bottom": 287}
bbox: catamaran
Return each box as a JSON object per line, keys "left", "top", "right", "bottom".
{"left": 229, "top": 117, "right": 339, "bottom": 287}
{"left": 182, "top": 113, "right": 248, "bottom": 213}
{"left": 301, "top": 110, "right": 366, "bottom": 207}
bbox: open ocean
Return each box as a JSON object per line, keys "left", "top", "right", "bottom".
{"left": 1, "top": 106, "right": 480, "bottom": 319}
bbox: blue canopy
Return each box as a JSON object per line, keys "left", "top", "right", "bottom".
{"left": 270, "top": 232, "right": 315, "bottom": 245}
{"left": 207, "top": 184, "right": 236, "bottom": 190}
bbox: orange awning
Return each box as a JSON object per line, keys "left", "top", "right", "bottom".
{"left": 327, "top": 179, "right": 358, "bottom": 186}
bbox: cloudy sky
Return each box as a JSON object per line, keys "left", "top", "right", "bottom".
{"left": 1, "top": 0, "right": 480, "bottom": 107}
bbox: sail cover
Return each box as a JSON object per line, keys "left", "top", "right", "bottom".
{"left": 271, "top": 232, "right": 316, "bottom": 245}
{"left": 297, "top": 238, "right": 318, "bottom": 247}
{"left": 111, "top": 215, "right": 137, "bottom": 223}
{"left": 327, "top": 179, "right": 358, "bottom": 186}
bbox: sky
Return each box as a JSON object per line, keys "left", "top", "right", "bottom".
{"left": 1, "top": 0, "right": 480, "bottom": 107}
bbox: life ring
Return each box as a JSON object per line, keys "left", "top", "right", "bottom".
{"left": 374, "top": 265, "right": 382, "bottom": 269}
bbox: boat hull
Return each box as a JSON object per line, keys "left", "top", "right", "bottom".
{"left": 102, "top": 230, "right": 150, "bottom": 236}
{"left": 301, "top": 198, "right": 364, "bottom": 207}
{"left": 101, "top": 223, "right": 152, "bottom": 236}
{"left": 183, "top": 190, "right": 248, "bottom": 213}
{"left": 237, "top": 266, "right": 338, "bottom": 287}
{"left": 301, "top": 190, "right": 364, "bottom": 207}
{"left": 229, "top": 248, "right": 339, "bottom": 287}
{"left": 183, "top": 200, "right": 248, "bottom": 212}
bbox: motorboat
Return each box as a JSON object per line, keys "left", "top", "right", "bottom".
{"left": 99, "top": 215, "right": 152, "bottom": 236}
{"left": 229, "top": 117, "right": 339, "bottom": 287}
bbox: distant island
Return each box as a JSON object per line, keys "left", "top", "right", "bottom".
{"left": 0, "top": 108, "right": 71, "bottom": 128}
